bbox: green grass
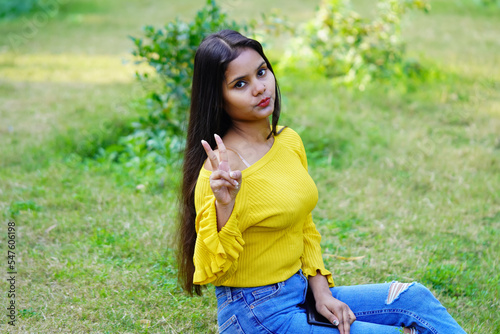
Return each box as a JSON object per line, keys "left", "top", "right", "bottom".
{"left": 0, "top": 0, "right": 499, "bottom": 332}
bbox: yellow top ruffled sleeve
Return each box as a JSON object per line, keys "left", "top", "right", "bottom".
{"left": 193, "top": 194, "right": 245, "bottom": 285}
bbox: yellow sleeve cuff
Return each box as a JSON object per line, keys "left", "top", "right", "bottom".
{"left": 193, "top": 196, "right": 245, "bottom": 285}
{"left": 302, "top": 266, "right": 335, "bottom": 287}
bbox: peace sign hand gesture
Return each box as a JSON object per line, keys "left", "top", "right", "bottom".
{"left": 201, "top": 134, "right": 243, "bottom": 207}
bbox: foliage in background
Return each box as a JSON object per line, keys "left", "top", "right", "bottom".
{"left": 99, "top": 0, "right": 434, "bottom": 174}
{"left": 96, "top": 0, "right": 288, "bottom": 179}
{"left": 279, "top": 0, "right": 431, "bottom": 89}
{"left": 474, "top": 0, "right": 500, "bottom": 7}
{"left": 94, "top": 0, "right": 252, "bottom": 182}
{"left": 2, "top": 0, "right": 499, "bottom": 331}
{"left": 0, "top": 0, "right": 43, "bottom": 19}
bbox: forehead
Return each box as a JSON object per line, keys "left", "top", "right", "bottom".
{"left": 225, "top": 48, "right": 265, "bottom": 79}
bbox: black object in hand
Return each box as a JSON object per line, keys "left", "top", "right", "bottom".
{"left": 304, "top": 286, "right": 338, "bottom": 328}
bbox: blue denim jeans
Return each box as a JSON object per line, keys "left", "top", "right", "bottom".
{"left": 215, "top": 271, "right": 466, "bottom": 334}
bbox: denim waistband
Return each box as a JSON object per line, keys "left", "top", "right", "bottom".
{"left": 215, "top": 270, "right": 306, "bottom": 303}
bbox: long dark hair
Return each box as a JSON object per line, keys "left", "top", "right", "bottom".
{"left": 177, "top": 30, "right": 282, "bottom": 295}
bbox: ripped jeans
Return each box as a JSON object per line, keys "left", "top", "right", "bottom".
{"left": 215, "top": 271, "right": 467, "bottom": 334}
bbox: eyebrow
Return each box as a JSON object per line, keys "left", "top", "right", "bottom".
{"left": 227, "top": 61, "right": 267, "bottom": 86}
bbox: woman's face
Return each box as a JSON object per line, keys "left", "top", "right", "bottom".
{"left": 222, "top": 48, "right": 276, "bottom": 123}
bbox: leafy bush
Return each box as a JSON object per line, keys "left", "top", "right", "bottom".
{"left": 0, "top": 0, "right": 42, "bottom": 19}
{"left": 474, "top": 0, "right": 500, "bottom": 6}
{"left": 98, "top": 0, "right": 252, "bottom": 181}
{"left": 98, "top": 0, "right": 431, "bottom": 181}
{"left": 278, "top": 0, "right": 430, "bottom": 89}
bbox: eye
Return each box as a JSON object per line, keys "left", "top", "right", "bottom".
{"left": 234, "top": 81, "right": 246, "bottom": 89}
{"left": 257, "top": 68, "right": 267, "bottom": 77}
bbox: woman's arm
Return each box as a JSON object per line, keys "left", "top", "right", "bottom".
{"left": 215, "top": 200, "right": 235, "bottom": 232}
{"left": 294, "top": 130, "right": 355, "bottom": 333}
{"left": 308, "top": 271, "right": 356, "bottom": 334}
{"left": 193, "top": 193, "right": 244, "bottom": 285}
{"left": 192, "top": 134, "right": 244, "bottom": 285}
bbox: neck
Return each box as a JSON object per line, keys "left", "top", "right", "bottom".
{"left": 227, "top": 119, "right": 273, "bottom": 144}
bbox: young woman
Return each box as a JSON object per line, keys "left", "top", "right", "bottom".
{"left": 178, "top": 30, "right": 466, "bottom": 334}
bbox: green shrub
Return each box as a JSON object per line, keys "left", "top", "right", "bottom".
{"left": 98, "top": 0, "right": 431, "bottom": 179}
{"left": 474, "top": 0, "right": 500, "bottom": 6}
{"left": 0, "top": 0, "right": 42, "bottom": 19}
{"left": 278, "top": 0, "right": 431, "bottom": 89}
{"left": 99, "top": 0, "right": 252, "bottom": 180}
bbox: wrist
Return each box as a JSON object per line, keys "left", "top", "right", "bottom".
{"left": 313, "top": 289, "right": 333, "bottom": 304}
{"left": 215, "top": 199, "right": 235, "bottom": 207}
{"left": 215, "top": 199, "right": 235, "bottom": 232}
{"left": 308, "top": 271, "right": 332, "bottom": 299}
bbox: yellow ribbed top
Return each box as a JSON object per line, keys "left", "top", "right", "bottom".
{"left": 193, "top": 127, "right": 334, "bottom": 288}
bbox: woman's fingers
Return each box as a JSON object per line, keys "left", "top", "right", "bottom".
{"left": 201, "top": 134, "right": 230, "bottom": 172}
{"left": 214, "top": 134, "right": 230, "bottom": 172}
{"left": 336, "top": 305, "right": 354, "bottom": 334}
{"left": 211, "top": 170, "right": 240, "bottom": 187}
{"left": 201, "top": 140, "right": 219, "bottom": 171}
{"left": 348, "top": 309, "right": 356, "bottom": 324}
{"left": 340, "top": 307, "right": 351, "bottom": 334}
{"left": 211, "top": 179, "right": 237, "bottom": 191}
{"left": 317, "top": 299, "right": 353, "bottom": 334}
{"left": 202, "top": 135, "right": 242, "bottom": 203}
{"left": 229, "top": 170, "right": 242, "bottom": 183}
{"left": 322, "top": 309, "right": 340, "bottom": 327}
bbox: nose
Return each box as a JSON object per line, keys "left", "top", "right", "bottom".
{"left": 253, "top": 80, "right": 266, "bottom": 96}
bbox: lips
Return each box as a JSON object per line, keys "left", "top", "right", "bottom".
{"left": 257, "top": 97, "right": 271, "bottom": 108}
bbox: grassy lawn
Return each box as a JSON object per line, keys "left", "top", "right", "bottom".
{"left": 0, "top": 0, "right": 499, "bottom": 333}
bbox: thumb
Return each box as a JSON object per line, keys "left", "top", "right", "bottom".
{"left": 229, "top": 170, "right": 242, "bottom": 182}
{"left": 317, "top": 305, "right": 340, "bottom": 327}
{"left": 330, "top": 316, "right": 340, "bottom": 327}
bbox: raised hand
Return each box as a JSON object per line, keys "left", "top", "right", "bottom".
{"left": 201, "top": 134, "right": 242, "bottom": 207}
